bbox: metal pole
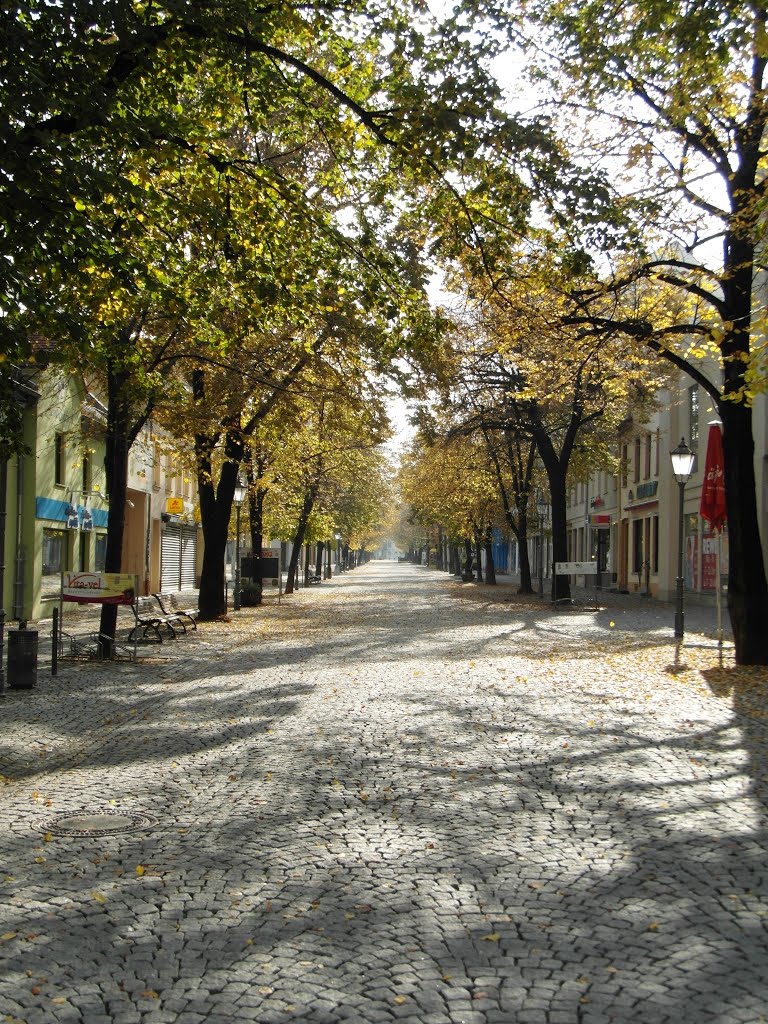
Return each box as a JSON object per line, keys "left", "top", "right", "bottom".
{"left": 674, "top": 479, "right": 685, "bottom": 638}
{"left": 52, "top": 607, "right": 58, "bottom": 677}
{"left": 234, "top": 503, "right": 242, "bottom": 611}
{"left": 538, "top": 522, "right": 544, "bottom": 598}
{"left": 0, "top": 459, "right": 6, "bottom": 696}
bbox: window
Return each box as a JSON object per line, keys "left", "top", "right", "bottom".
{"left": 632, "top": 520, "right": 643, "bottom": 573}
{"left": 644, "top": 433, "right": 651, "bottom": 479}
{"left": 42, "top": 527, "right": 67, "bottom": 598}
{"left": 652, "top": 515, "right": 659, "bottom": 573}
{"left": 95, "top": 534, "right": 107, "bottom": 572}
{"left": 621, "top": 444, "right": 628, "bottom": 487}
{"left": 634, "top": 437, "right": 641, "bottom": 483}
{"left": 82, "top": 451, "right": 91, "bottom": 493}
{"left": 54, "top": 434, "right": 65, "bottom": 486}
{"left": 655, "top": 429, "right": 660, "bottom": 476}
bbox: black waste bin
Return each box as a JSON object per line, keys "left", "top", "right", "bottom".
{"left": 8, "top": 625, "right": 38, "bottom": 689}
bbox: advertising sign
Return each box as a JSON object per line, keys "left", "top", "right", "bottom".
{"left": 62, "top": 572, "right": 137, "bottom": 605}
{"left": 166, "top": 497, "right": 184, "bottom": 515}
{"left": 555, "top": 561, "right": 598, "bottom": 575}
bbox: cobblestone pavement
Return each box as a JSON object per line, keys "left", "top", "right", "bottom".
{"left": 1, "top": 561, "right": 767, "bottom": 1024}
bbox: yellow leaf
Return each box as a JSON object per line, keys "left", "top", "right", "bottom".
{"left": 135, "top": 865, "right": 145, "bottom": 876}
{"left": 481, "top": 932, "right": 501, "bottom": 942}
{"left": 258, "top": 987, "right": 274, "bottom": 996}
{"left": 140, "top": 990, "right": 159, "bottom": 999}
{"left": 51, "top": 997, "right": 67, "bottom": 1005}
{"left": 43, "top": 833, "right": 53, "bottom": 843}
{"left": 648, "top": 921, "right": 659, "bottom": 931}
{"left": 92, "top": 892, "right": 107, "bottom": 904}
{"left": 393, "top": 995, "right": 408, "bottom": 1005}
{"left": 0, "top": 932, "right": 17, "bottom": 942}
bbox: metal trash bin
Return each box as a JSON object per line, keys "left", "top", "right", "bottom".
{"left": 8, "top": 624, "right": 38, "bottom": 689}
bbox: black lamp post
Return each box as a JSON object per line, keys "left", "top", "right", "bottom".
{"left": 670, "top": 437, "right": 695, "bottom": 638}
{"left": 536, "top": 491, "right": 549, "bottom": 598}
{"left": 233, "top": 476, "right": 246, "bottom": 611}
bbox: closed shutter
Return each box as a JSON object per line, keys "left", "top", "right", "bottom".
{"left": 180, "top": 524, "right": 197, "bottom": 589}
{"left": 161, "top": 523, "right": 182, "bottom": 590}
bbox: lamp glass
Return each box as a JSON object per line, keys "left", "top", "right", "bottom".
{"left": 670, "top": 438, "right": 695, "bottom": 483}
{"left": 233, "top": 478, "right": 247, "bottom": 505}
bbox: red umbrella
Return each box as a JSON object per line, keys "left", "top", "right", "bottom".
{"left": 700, "top": 422, "right": 727, "bottom": 530}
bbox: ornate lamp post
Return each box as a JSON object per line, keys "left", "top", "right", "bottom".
{"left": 233, "top": 476, "right": 247, "bottom": 612}
{"left": 670, "top": 437, "right": 695, "bottom": 638}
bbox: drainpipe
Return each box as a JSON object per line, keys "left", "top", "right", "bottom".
{"left": 13, "top": 453, "right": 24, "bottom": 619}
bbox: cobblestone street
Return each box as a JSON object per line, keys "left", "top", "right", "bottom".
{"left": 1, "top": 561, "right": 767, "bottom": 1024}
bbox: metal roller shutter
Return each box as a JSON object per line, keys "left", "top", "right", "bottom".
{"left": 161, "top": 522, "right": 198, "bottom": 590}
{"left": 161, "top": 523, "right": 182, "bottom": 590}
{"left": 180, "top": 525, "right": 197, "bottom": 589}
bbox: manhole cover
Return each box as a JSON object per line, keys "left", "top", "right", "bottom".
{"left": 34, "top": 810, "right": 156, "bottom": 837}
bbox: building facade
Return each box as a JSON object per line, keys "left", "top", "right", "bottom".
{"left": 1, "top": 368, "right": 202, "bottom": 624}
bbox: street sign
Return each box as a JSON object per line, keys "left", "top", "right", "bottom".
{"left": 555, "top": 561, "right": 597, "bottom": 575}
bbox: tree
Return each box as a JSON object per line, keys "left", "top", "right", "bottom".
{"left": 436, "top": 250, "right": 658, "bottom": 602}
{"left": 514, "top": 0, "right": 768, "bottom": 659}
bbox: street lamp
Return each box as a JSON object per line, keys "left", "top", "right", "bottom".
{"left": 536, "top": 491, "right": 549, "bottom": 598}
{"left": 335, "top": 531, "right": 343, "bottom": 572}
{"left": 233, "top": 476, "right": 247, "bottom": 611}
{"left": 670, "top": 437, "right": 695, "bottom": 638}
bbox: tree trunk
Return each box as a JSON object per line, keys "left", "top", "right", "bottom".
{"left": 284, "top": 489, "right": 315, "bottom": 595}
{"left": 547, "top": 470, "right": 570, "bottom": 602}
{"left": 316, "top": 541, "right": 324, "bottom": 579}
{"left": 247, "top": 480, "right": 266, "bottom": 607}
{"left": 474, "top": 530, "right": 483, "bottom": 583}
{"left": 98, "top": 413, "right": 130, "bottom": 655}
{"left": 484, "top": 525, "right": 496, "bottom": 585}
{"left": 462, "top": 539, "right": 473, "bottom": 580}
{"left": 196, "top": 446, "right": 242, "bottom": 620}
{"left": 437, "top": 526, "right": 444, "bottom": 570}
{"left": 720, "top": 400, "right": 768, "bottom": 663}
{"left": 516, "top": 512, "right": 534, "bottom": 594}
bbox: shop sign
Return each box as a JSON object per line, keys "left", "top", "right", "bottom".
{"left": 62, "top": 572, "right": 137, "bottom": 605}
{"left": 166, "top": 497, "right": 184, "bottom": 515}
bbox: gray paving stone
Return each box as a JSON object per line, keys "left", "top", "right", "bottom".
{"left": 0, "top": 562, "right": 765, "bottom": 1024}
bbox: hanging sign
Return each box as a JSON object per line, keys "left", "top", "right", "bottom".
{"left": 166, "top": 497, "right": 184, "bottom": 515}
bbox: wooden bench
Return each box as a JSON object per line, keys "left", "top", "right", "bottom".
{"left": 128, "top": 596, "right": 182, "bottom": 642}
{"left": 153, "top": 592, "right": 198, "bottom": 630}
